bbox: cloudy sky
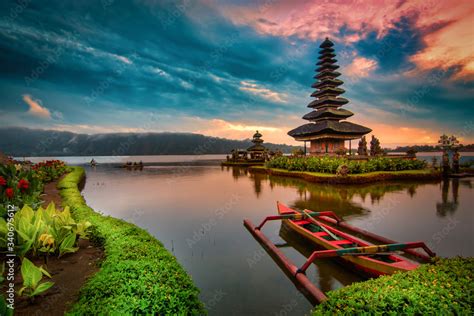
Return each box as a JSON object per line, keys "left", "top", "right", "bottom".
{"left": 0, "top": 0, "right": 473, "bottom": 147}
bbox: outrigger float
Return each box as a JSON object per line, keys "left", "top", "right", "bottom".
{"left": 243, "top": 202, "right": 436, "bottom": 305}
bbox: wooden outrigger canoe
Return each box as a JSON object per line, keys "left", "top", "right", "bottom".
{"left": 277, "top": 202, "right": 418, "bottom": 277}
{"left": 243, "top": 202, "right": 436, "bottom": 305}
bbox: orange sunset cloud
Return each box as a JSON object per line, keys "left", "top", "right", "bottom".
{"left": 217, "top": 0, "right": 474, "bottom": 79}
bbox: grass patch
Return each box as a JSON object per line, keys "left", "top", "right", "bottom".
{"left": 59, "top": 167, "right": 204, "bottom": 315}
{"left": 313, "top": 257, "right": 474, "bottom": 315}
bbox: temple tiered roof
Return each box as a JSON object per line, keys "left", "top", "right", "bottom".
{"left": 247, "top": 130, "right": 266, "bottom": 151}
{"left": 288, "top": 38, "right": 371, "bottom": 140}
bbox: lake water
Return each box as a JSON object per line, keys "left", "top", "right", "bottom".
{"left": 21, "top": 155, "right": 474, "bottom": 315}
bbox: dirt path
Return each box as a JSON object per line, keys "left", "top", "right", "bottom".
{"left": 13, "top": 177, "right": 104, "bottom": 315}
{"left": 41, "top": 179, "right": 64, "bottom": 209}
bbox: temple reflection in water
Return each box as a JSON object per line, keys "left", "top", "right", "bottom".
{"left": 223, "top": 167, "right": 467, "bottom": 221}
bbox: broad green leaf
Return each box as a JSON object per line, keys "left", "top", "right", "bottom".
{"left": 45, "top": 202, "right": 56, "bottom": 214}
{"left": 30, "top": 281, "right": 54, "bottom": 297}
{"left": 21, "top": 258, "right": 42, "bottom": 289}
{"left": 38, "top": 266, "right": 52, "bottom": 278}
{"left": 59, "top": 233, "right": 78, "bottom": 257}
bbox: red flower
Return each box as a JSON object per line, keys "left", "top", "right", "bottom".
{"left": 18, "top": 179, "right": 29, "bottom": 191}
{"left": 5, "top": 188, "right": 14, "bottom": 199}
{"left": 0, "top": 176, "right": 6, "bottom": 186}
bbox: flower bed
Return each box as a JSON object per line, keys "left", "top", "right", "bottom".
{"left": 313, "top": 257, "right": 473, "bottom": 315}
{"left": 266, "top": 156, "right": 427, "bottom": 174}
{"left": 58, "top": 167, "right": 204, "bottom": 315}
{"left": 0, "top": 160, "right": 70, "bottom": 217}
{"left": 31, "top": 160, "right": 69, "bottom": 183}
{"left": 0, "top": 164, "right": 43, "bottom": 217}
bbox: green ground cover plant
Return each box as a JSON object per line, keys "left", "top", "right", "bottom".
{"left": 59, "top": 167, "right": 204, "bottom": 315}
{"left": 266, "top": 156, "right": 427, "bottom": 174}
{"left": 313, "top": 257, "right": 473, "bottom": 315}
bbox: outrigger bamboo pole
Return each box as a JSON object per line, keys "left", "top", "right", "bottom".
{"left": 255, "top": 211, "right": 342, "bottom": 230}
{"left": 297, "top": 242, "right": 436, "bottom": 274}
{"left": 243, "top": 219, "right": 327, "bottom": 305}
{"left": 316, "top": 216, "right": 434, "bottom": 262}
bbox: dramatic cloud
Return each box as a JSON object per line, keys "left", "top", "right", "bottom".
{"left": 0, "top": 1, "right": 472, "bottom": 147}
{"left": 239, "top": 81, "right": 287, "bottom": 103}
{"left": 22, "top": 95, "right": 51, "bottom": 119}
{"left": 346, "top": 57, "right": 378, "bottom": 78}
{"left": 410, "top": 13, "right": 474, "bottom": 80}
{"left": 218, "top": 0, "right": 474, "bottom": 79}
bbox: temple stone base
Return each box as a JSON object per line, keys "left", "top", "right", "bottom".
{"left": 309, "top": 139, "right": 345, "bottom": 155}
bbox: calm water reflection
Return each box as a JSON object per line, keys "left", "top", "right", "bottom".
{"left": 81, "top": 162, "right": 473, "bottom": 315}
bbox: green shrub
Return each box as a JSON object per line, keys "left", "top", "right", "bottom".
{"left": 313, "top": 257, "right": 474, "bottom": 315}
{"left": 59, "top": 167, "right": 204, "bottom": 315}
{"left": 266, "top": 157, "right": 427, "bottom": 174}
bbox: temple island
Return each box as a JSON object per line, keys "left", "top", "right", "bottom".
{"left": 288, "top": 38, "right": 372, "bottom": 155}
{"left": 222, "top": 131, "right": 281, "bottom": 166}
{"left": 246, "top": 38, "right": 443, "bottom": 183}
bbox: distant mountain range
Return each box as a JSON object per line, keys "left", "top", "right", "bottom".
{"left": 0, "top": 127, "right": 301, "bottom": 157}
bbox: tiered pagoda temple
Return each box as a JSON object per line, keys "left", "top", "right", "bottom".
{"left": 247, "top": 131, "right": 266, "bottom": 160}
{"left": 288, "top": 38, "right": 371, "bottom": 155}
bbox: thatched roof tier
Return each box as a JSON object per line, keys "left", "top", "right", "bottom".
{"left": 315, "top": 71, "right": 341, "bottom": 79}
{"left": 319, "top": 48, "right": 335, "bottom": 56}
{"left": 311, "top": 78, "right": 344, "bottom": 89}
{"left": 311, "top": 87, "right": 345, "bottom": 98}
{"left": 319, "top": 38, "right": 334, "bottom": 48}
{"left": 247, "top": 144, "right": 266, "bottom": 152}
{"left": 318, "top": 52, "right": 336, "bottom": 59}
{"left": 316, "top": 63, "right": 339, "bottom": 72}
{"left": 248, "top": 130, "right": 266, "bottom": 151}
{"left": 303, "top": 108, "right": 353, "bottom": 121}
{"left": 316, "top": 58, "right": 337, "bottom": 65}
{"left": 307, "top": 97, "right": 349, "bottom": 108}
{"left": 288, "top": 121, "right": 372, "bottom": 139}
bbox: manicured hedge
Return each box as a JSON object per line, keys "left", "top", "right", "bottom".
{"left": 313, "top": 257, "right": 474, "bottom": 315}
{"left": 266, "top": 156, "right": 427, "bottom": 174}
{"left": 59, "top": 167, "right": 204, "bottom": 315}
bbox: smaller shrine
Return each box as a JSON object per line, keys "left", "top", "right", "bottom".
{"left": 223, "top": 131, "right": 272, "bottom": 165}
{"left": 247, "top": 131, "right": 266, "bottom": 160}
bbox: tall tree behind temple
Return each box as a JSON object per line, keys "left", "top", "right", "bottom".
{"left": 370, "top": 136, "right": 383, "bottom": 156}
{"left": 358, "top": 136, "right": 368, "bottom": 156}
